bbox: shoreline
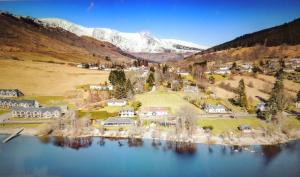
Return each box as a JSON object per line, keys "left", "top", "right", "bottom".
{"left": 1, "top": 128, "right": 299, "bottom": 146}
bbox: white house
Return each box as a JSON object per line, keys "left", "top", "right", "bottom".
{"left": 12, "top": 107, "right": 61, "bottom": 119}
{"left": 183, "top": 85, "right": 199, "bottom": 93}
{"left": 240, "top": 64, "right": 253, "bottom": 73}
{"left": 256, "top": 102, "right": 266, "bottom": 111}
{"left": 119, "top": 108, "right": 135, "bottom": 117}
{"left": 296, "top": 102, "right": 300, "bottom": 109}
{"left": 204, "top": 104, "right": 227, "bottom": 113}
{"left": 214, "top": 66, "right": 231, "bottom": 75}
{"left": 107, "top": 99, "right": 127, "bottom": 106}
{"left": 138, "top": 107, "right": 170, "bottom": 118}
{"left": 90, "top": 84, "right": 113, "bottom": 91}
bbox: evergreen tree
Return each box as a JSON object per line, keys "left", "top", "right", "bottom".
{"left": 125, "top": 79, "right": 134, "bottom": 96}
{"left": 275, "top": 68, "right": 284, "bottom": 80}
{"left": 146, "top": 72, "right": 155, "bottom": 87}
{"left": 297, "top": 90, "right": 300, "bottom": 102}
{"left": 108, "top": 69, "right": 126, "bottom": 86}
{"left": 265, "top": 78, "right": 286, "bottom": 121}
{"left": 237, "top": 79, "right": 248, "bottom": 108}
{"left": 114, "top": 83, "right": 127, "bottom": 99}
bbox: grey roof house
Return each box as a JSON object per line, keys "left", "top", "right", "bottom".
{"left": 0, "top": 99, "right": 39, "bottom": 108}
{"left": 0, "top": 89, "right": 24, "bottom": 97}
{"left": 12, "top": 107, "right": 62, "bottom": 118}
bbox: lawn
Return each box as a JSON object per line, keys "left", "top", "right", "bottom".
{"left": 207, "top": 74, "right": 227, "bottom": 82}
{"left": 134, "top": 90, "right": 203, "bottom": 114}
{"left": 9, "top": 118, "right": 53, "bottom": 121}
{"left": 77, "top": 110, "right": 118, "bottom": 120}
{"left": 197, "top": 117, "right": 264, "bottom": 135}
{"left": 17, "top": 96, "right": 65, "bottom": 105}
{"left": 0, "top": 123, "right": 41, "bottom": 128}
{"left": 0, "top": 109, "right": 9, "bottom": 115}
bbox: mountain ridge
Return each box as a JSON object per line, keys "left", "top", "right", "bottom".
{"left": 0, "top": 12, "right": 136, "bottom": 64}
{"left": 40, "top": 18, "right": 207, "bottom": 54}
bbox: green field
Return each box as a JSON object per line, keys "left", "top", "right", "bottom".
{"left": 0, "top": 123, "right": 41, "bottom": 128}
{"left": 134, "top": 90, "right": 203, "bottom": 114}
{"left": 17, "top": 96, "right": 66, "bottom": 105}
{"left": 0, "top": 109, "right": 9, "bottom": 115}
{"left": 77, "top": 110, "right": 118, "bottom": 120}
{"left": 197, "top": 117, "right": 264, "bottom": 134}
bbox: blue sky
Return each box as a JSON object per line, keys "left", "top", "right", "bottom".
{"left": 1, "top": 0, "right": 300, "bottom": 47}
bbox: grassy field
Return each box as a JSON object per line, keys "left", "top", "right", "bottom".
{"left": 0, "top": 59, "right": 109, "bottom": 96}
{"left": 134, "top": 90, "right": 203, "bottom": 114}
{"left": 197, "top": 117, "right": 264, "bottom": 134}
{"left": 0, "top": 123, "right": 41, "bottom": 128}
{"left": 77, "top": 110, "right": 118, "bottom": 120}
{"left": 17, "top": 96, "right": 66, "bottom": 105}
{"left": 0, "top": 109, "right": 9, "bottom": 115}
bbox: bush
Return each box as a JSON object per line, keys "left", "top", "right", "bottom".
{"left": 203, "top": 125, "right": 214, "bottom": 130}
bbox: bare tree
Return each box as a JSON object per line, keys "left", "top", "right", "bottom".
{"left": 176, "top": 106, "right": 198, "bottom": 137}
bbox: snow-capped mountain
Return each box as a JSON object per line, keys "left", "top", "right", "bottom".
{"left": 39, "top": 18, "right": 207, "bottom": 54}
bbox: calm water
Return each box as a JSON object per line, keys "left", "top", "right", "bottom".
{"left": 0, "top": 135, "right": 300, "bottom": 177}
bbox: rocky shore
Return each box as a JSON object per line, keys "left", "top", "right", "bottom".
{"left": 1, "top": 126, "right": 300, "bottom": 146}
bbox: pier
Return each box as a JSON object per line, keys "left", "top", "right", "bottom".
{"left": 2, "top": 128, "right": 24, "bottom": 143}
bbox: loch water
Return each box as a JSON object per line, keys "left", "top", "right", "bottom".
{"left": 0, "top": 135, "right": 300, "bottom": 177}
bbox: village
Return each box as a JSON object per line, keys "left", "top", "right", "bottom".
{"left": 1, "top": 57, "right": 300, "bottom": 146}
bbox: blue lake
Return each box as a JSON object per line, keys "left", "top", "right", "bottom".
{"left": 0, "top": 135, "right": 300, "bottom": 177}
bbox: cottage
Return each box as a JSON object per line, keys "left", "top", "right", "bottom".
{"left": 90, "top": 84, "right": 113, "bottom": 91}
{"left": 256, "top": 102, "right": 266, "bottom": 111}
{"left": 12, "top": 107, "right": 61, "bottom": 118}
{"left": 296, "top": 102, "right": 300, "bottom": 109}
{"left": 214, "top": 66, "right": 231, "bottom": 75}
{"left": 204, "top": 104, "right": 227, "bottom": 113}
{"left": 0, "top": 99, "right": 39, "bottom": 109}
{"left": 238, "top": 124, "right": 252, "bottom": 133}
{"left": 107, "top": 99, "right": 127, "bottom": 106}
{"left": 138, "top": 107, "right": 170, "bottom": 118}
{"left": 119, "top": 108, "right": 135, "bottom": 117}
{"left": 103, "top": 117, "right": 135, "bottom": 126}
{"left": 240, "top": 64, "right": 253, "bottom": 73}
{"left": 0, "top": 89, "right": 24, "bottom": 97}
{"left": 183, "top": 85, "right": 199, "bottom": 93}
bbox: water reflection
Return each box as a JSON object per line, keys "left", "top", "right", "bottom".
{"left": 261, "top": 144, "right": 282, "bottom": 165}
{"left": 163, "top": 141, "right": 196, "bottom": 154}
{"left": 38, "top": 136, "right": 93, "bottom": 150}
{"left": 127, "top": 138, "right": 143, "bottom": 147}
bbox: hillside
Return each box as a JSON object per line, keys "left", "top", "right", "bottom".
{"left": 207, "top": 18, "right": 300, "bottom": 52}
{"left": 0, "top": 12, "right": 135, "bottom": 63}
{"left": 179, "top": 18, "right": 300, "bottom": 67}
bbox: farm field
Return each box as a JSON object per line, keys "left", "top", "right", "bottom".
{"left": 197, "top": 117, "right": 263, "bottom": 134}
{"left": 134, "top": 90, "right": 204, "bottom": 114}
{"left": 212, "top": 74, "right": 300, "bottom": 102}
{"left": 0, "top": 59, "right": 109, "bottom": 96}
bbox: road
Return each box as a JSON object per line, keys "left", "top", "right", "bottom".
{"left": 0, "top": 112, "right": 11, "bottom": 123}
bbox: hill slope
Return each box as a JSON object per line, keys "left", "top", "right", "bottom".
{"left": 207, "top": 18, "right": 300, "bottom": 52}
{"left": 0, "top": 12, "right": 135, "bottom": 63}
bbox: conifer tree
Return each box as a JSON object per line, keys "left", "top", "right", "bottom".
{"left": 237, "top": 79, "right": 248, "bottom": 108}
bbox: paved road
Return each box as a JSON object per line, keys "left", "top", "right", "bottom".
{"left": 0, "top": 112, "right": 11, "bottom": 123}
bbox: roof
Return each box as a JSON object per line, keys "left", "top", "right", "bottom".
{"left": 0, "top": 89, "right": 21, "bottom": 92}
{"left": 0, "top": 99, "right": 36, "bottom": 105}
{"left": 104, "top": 117, "right": 134, "bottom": 125}
{"left": 12, "top": 107, "right": 61, "bottom": 113}
{"left": 108, "top": 99, "right": 126, "bottom": 103}
{"left": 205, "top": 104, "right": 226, "bottom": 109}
{"left": 119, "top": 108, "right": 134, "bottom": 112}
{"left": 239, "top": 124, "right": 251, "bottom": 130}
{"left": 139, "top": 107, "right": 170, "bottom": 113}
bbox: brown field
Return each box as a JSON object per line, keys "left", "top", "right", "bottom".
{"left": 0, "top": 59, "right": 109, "bottom": 96}
{"left": 212, "top": 74, "right": 300, "bottom": 103}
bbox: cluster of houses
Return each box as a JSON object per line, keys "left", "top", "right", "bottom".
{"left": 12, "top": 107, "right": 61, "bottom": 119}
{"left": 0, "top": 89, "right": 24, "bottom": 97}
{"left": 90, "top": 84, "right": 113, "bottom": 91}
{"left": 0, "top": 89, "right": 62, "bottom": 119}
